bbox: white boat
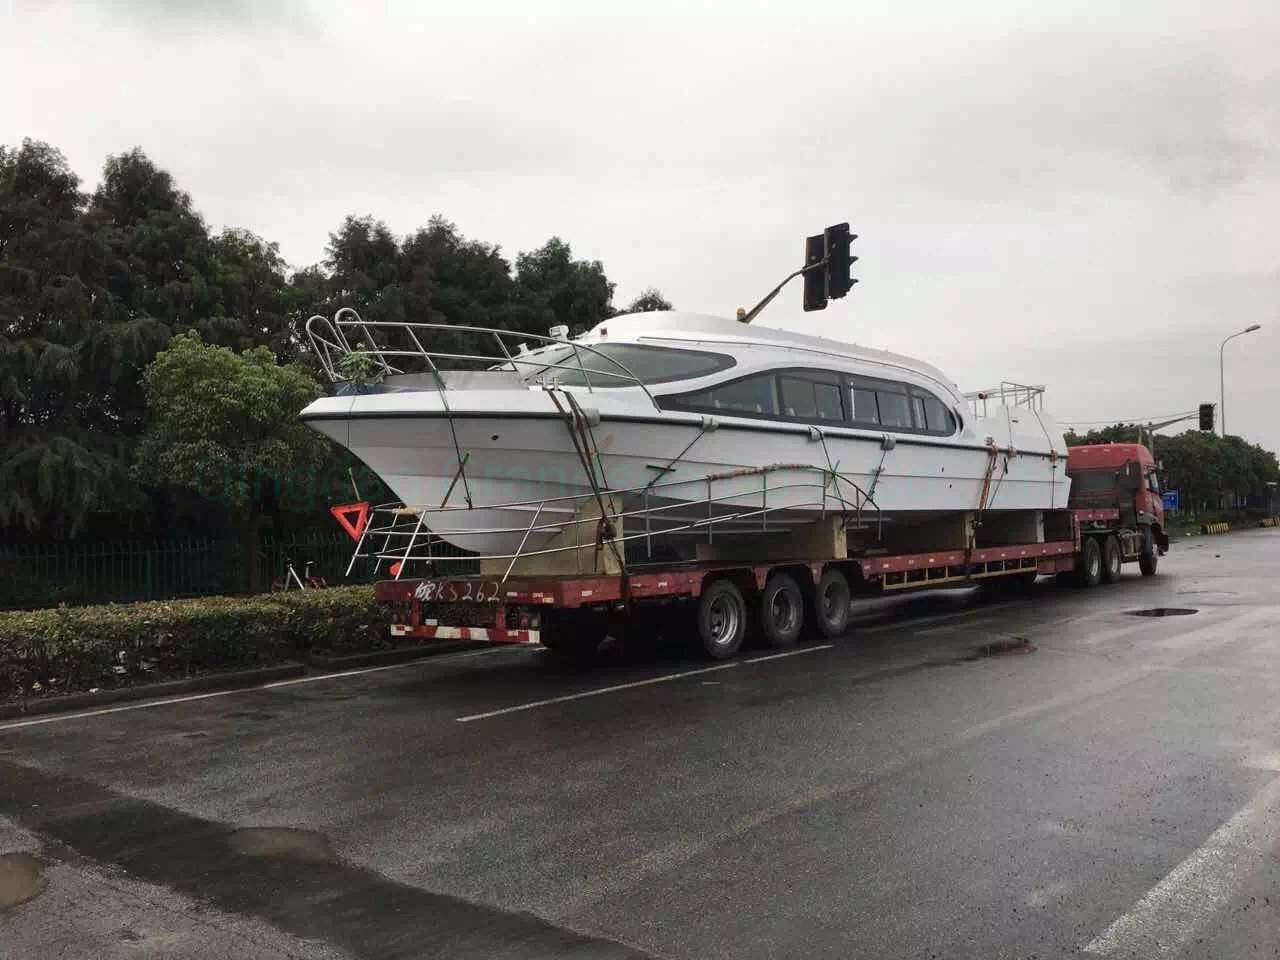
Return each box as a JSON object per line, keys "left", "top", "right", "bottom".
{"left": 300, "top": 308, "right": 1069, "bottom": 560}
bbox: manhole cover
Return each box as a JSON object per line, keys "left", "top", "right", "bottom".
{"left": 1128, "top": 608, "right": 1198, "bottom": 617}
{"left": 976, "top": 637, "right": 1036, "bottom": 657}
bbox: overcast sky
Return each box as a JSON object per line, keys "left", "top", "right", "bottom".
{"left": 3, "top": 0, "right": 1278, "bottom": 453}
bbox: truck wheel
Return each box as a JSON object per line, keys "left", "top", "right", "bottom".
{"left": 1076, "top": 537, "right": 1103, "bottom": 587}
{"left": 697, "top": 580, "right": 747, "bottom": 659}
{"left": 1138, "top": 526, "right": 1159, "bottom": 577}
{"left": 759, "top": 573, "right": 804, "bottom": 648}
{"left": 811, "top": 569, "right": 852, "bottom": 638}
{"left": 1101, "top": 535, "right": 1123, "bottom": 584}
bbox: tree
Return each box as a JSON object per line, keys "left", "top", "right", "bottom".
{"left": 619, "top": 288, "right": 673, "bottom": 314}
{"left": 1062, "top": 423, "right": 1145, "bottom": 446}
{"left": 514, "top": 237, "right": 615, "bottom": 335}
{"left": 135, "top": 332, "right": 329, "bottom": 589}
{"left": 0, "top": 140, "right": 166, "bottom": 537}
{"left": 87, "top": 148, "right": 215, "bottom": 333}
{"left": 205, "top": 228, "right": 298, "bottom": 360}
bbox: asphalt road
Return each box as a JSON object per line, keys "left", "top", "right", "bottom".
{"left": 3, "top": 530, "right": 1279, "bottom": 959}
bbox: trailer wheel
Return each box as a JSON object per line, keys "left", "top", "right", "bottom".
{"left": 1076, "top": 537, "right": 1103, "bottom": 587}
{"left": 811, "top": 569, "right": 852, "bottom": 638}
{"left": 1138, "top": 526, "right": 1159, "bottom": 577}
{"left": 697, "top": 579, "right": 747, "bottom": 659}
{"left": 1101, "top": 535, "right": 1123, "bottom": 584}
{"left": 759, "top": 573, "right": 804, "bottom": 648}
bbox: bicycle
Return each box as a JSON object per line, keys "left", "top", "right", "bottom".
{"left": 271, "top": 558, "right": 328, "bottom": 592}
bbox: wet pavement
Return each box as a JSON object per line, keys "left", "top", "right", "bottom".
{"left": 2, "top": 530, "right": 1279, "bottom": 959}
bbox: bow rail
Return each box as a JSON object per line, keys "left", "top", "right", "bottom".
{"left": 305, "top": 307, "right": 659, "bottom": 407}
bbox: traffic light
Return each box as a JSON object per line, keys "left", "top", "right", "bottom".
{"left": 802, "top": 234, "right": 826, "bottom": 312}
{"left": 1198, "top": 403, "right": 1215, "bottom": 432}
{"left": 823, "top": 222, "right": 858, "bottom": 300}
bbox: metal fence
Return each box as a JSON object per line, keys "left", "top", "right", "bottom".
{"left": 0, "top": 532, "right": 381, "bottom": 611}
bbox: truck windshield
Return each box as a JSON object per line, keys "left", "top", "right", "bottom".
{"left": 1070, "top": 469, "right": 1117, "bottom": 495}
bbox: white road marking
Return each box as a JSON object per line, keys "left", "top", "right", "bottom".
{"left": 0, "top": 689, "right": 277, "bottom": 733}
{"left": 745, "top": 644, "right": 834, "bottom": 663}
{"left": 456, "top": 663, "right": 741, "bottom": 722}
{"left": 1084, "top": 773, "right": 1280, "bottom": 957}
{"left": 1070, "top": 617, "right": 1172, "bottom": 647}
{"left": 0, "top": 646, "right": 520, "bottom": 733}
{"left": 458, "top": 644, "right": 837, "bottom": 722}
{"left": 855, "top": 600, "right": 1035, "bottom": 635}
{"left": 261, "top": 646, "right": 511, "bottom": 688}
{"left": 1149, "top": 607, "right": 1277, "bottom": 651}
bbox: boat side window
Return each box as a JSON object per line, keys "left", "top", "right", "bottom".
{"left": 915, "top": 389, "right": 958, "bottom": 435}
{"left": 815, "top": 382, "right": 844, "bottom": 421}
{"left": 674, "top": 373, "right": 779, "bottom": 415}
{"left": 850, "top": 386, "right": 879, "bottom": 425}
{"left": 780, "top": 374, "right": 845, "bottom": 422}
{"left": 911, "top": 395, "right": 927, "bottom": 430}
{"left": 876, "top": 388, "right": 912, "bottom": 429}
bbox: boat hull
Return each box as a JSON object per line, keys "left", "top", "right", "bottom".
{"left": 304, "top": 395, "right": 1069, "bottom": 556}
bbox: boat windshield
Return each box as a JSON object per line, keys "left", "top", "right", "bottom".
{"left": 523, "top": 342, "right": 734, "bottom": 387}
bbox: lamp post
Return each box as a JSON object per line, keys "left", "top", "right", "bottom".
{"left": 1219, "top": 324, "right": 1261, "bottom": 437}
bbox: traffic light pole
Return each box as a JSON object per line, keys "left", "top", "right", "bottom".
{"left": 739, "top": 222, "right": 858, "bottom": 325}
{"left": 737, "top": 264, "right": 815, "bottom": 325}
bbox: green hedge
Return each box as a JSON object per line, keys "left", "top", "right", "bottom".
{"left": 0, "top": 586, "right": 391, "bottom": 701}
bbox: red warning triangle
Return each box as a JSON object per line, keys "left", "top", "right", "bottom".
{"left": 330, "top": 502, "right": 370, "bottom": 541}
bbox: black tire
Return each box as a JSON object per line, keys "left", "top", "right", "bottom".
{"left": 1101, "top": 535, "right": 1123, "bottom": 584}
{"left": 696, "top": 579, "right": 747, "bottom": 660}
{"left": 1138, "top": 526, "right": 1159, "bottom": 577}
{"left": 811, "top": 569, "right": 852, "bottom": 638}
{"left": 759, "top": 573, "right": 804, "bottom": 649}
{"left": 1076, "top": 537, "right": 1103, "bottom": 587}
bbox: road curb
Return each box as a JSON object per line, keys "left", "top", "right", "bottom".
{"left": 0, "top": 662, "right": 307, "bottom": 720}
{"left": 305, "top": 641, "right": 487, "bottom": 670}
{"left": 1258, "top": 518, "right": 1279, "bottom": 528}
{"left": 1201, "top": 521, "right": 1231, "bottom": 535}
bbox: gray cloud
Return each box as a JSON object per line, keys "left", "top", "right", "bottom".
{"left": 35, "top": 0, "right": 307, "bottom": 25}
{"left": 3, "top": 0, "right": 1278, "bottom": 450}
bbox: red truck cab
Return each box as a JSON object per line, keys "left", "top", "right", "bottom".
{"left": 1066, "top": 443, "right": 1168, "bottom": 551}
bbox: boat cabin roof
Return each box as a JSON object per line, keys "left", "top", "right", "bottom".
{"left": 584, "top": 311, "right": 962, "bottom": 402}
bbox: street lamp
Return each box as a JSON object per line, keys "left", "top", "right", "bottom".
{"left": 1219, "top": 324, "right": 1261, "bottom": 437}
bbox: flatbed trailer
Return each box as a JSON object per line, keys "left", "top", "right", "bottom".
{"left": 376, "top": 505, "right": 1151, "bottom": 659}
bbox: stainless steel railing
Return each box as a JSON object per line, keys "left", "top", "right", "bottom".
{"left": 344, "top": 464, "right": 881, "bottom": 583}
{"left": 305, "top": 307, "right": 658, "bottom": 406}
